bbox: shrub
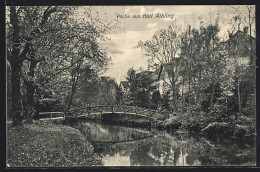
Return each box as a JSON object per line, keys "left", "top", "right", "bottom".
{"left": 201, "top": 122, "right": 235, "bottom": 136}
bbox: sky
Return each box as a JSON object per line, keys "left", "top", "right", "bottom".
{"left": 78, "top": 5, "right": 253, "bottom": 84}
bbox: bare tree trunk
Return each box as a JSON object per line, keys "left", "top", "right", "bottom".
{"left": 171, "top": 69, "right": 178, "bottom": 111}
{"left": 248, "top": 7, "right": 254, "bottom": 66}
{"left": 210, "top": 83, "right": 215, "bottom": 114}
{"left": 65, "top": 74, "right": 79, "bottom": 114}
{"left": 23, "top": 60, "right": 38, "bottom": 121}
{"left": 188, "top": 40, "right": 192, "bottom": 113}
{"left": 249, "top": 7, "right": 256, "bottom": 119}
{"left": 196, "top": 68, "right": 202, "bottom": 110}
{"left": 11, "top": 63, "right": 24, "bottom": 126}
{"left": 237, "top": 78, "right": 242, "bottom": 119}
{"left": 8, "top": 6, "right": 59, "bottom": 125}
{"left": 34, "top": 100, "right": 40, "bottom": 119}
{"left": 9, "top": 7, "right": 23, "bottom": 126}
{"left": 181, "top": 77, "right": 185, "bottom": 114}
{"left": 188, "top": 69, "right": 191, "bottom": 113}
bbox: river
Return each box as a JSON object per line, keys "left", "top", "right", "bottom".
{"left": 69, "top": 121, "right": 256, "bottom": 166}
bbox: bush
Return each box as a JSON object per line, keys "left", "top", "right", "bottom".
{"left": 201, "top": 122, "right": 235, "bottom": 136}
{"left": 234, "top": 125, "right": 247, "bottom": 138}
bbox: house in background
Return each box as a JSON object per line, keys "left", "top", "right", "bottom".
{"left": 157, "top": 29, "right": 254, "bottom": 95}
{"left": 156, "top": 57, "right": 183, "bottom": 95}
{"left": 220, "top": 28, "right": 254, "bottom": 97}
{"left": 119, "top": 81, "right": 130, "bottom": 104}
{"left": 119, "top": 81, "right": 129, "bottom": 93}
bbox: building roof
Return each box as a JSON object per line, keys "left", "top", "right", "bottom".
{"left": 119, "top": 81, "right": 129, "bottom": 89}
{"left": 221, "top": 29, "right": 255, "bottom": 57}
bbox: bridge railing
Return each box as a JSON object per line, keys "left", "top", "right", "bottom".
{"left": 39, "top": 112, "right": 65, "bottom": 119}
{"left": 66, "top": 105, "right": 172, "bottom": 120}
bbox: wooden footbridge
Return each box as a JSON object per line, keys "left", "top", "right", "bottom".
{"left": 65, "top": 105, "right": 170, "bottom": 122}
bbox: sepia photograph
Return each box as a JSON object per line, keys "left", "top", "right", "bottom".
{"left": 6, "top": 4, "right": 257, "bottom": 167}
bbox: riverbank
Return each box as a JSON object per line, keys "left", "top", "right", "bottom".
{"left": 65, "top": 112, "right": 256, "bottom": 144}
{"left": 158, "top": 113, "right": 256, "bottom": 144}
{"left": 7, "top": 120, "right": 102, "bottom": 167}
{"left": 67, "top": 120, "right": 256, "bottom": 166}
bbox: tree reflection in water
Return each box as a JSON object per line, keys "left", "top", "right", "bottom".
{"left": 70, "top": 121, "right": 256, "bottom": 166}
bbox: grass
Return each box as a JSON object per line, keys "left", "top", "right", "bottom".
{"left": 7, "top": 120, "right": 102, "bottom": 167}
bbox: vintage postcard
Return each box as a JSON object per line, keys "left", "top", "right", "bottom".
{"left": 6, "top": 4, "right": 257, "bottom": 167}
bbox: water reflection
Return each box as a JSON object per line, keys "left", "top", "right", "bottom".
{"left": 70, "top": 121, "right": 256, "bottom": 166}
{"left": 71, "top": 121, "right": 152, "bottom": 143}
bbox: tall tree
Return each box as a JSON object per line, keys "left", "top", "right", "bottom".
{"left": 227, "top": 5, "right": 256, "bottom": 119}
{"left": 138, "top": 25, "right": 182, "bottom": 111}
{"left": 64, "top": 32, "right": 110, "bottom": 112}
{"left": 181, "top": 23, "right": 226, "bottom": 114}
{"left": 6, "top": 6, "right": 112, "bottom": 124}
{"left": 180, "top": 25, "right": 203, "bottom": 113}
{"left": 7, "top": 6, "right": 61, "bottom": 125}
{"left": 125, "top": 68, "right": 157, "bottom": 108}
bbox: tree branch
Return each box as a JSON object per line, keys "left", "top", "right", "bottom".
{"left": 28, "top": 6, "right": 58, "bottom": 41}
{"left": 40, "top": 6, "right": 57, "bottom": 28}
{"left": 19, "top": 43, "right": 30, "bottom": 59}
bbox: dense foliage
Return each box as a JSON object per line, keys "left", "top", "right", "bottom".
{"left": 6, "top": 6, "right": 256, "bottom": 138}
{"left": 137, "top": 7, "right": 256, "bottom": 137}
{"left": 6, "top": 6, "right": 117, "bottom": 124}
{"left": 124, "top": 68, "right": 158, "bottom": 109}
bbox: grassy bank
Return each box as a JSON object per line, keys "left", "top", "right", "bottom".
{"left": 7, "top": 120, "right": 102, "bottom": 167}
{"left": 157, "top": 113, "right": 256, "bottom": 144}
{"left": 65, "top": 112, "right": 256, "bottom": 144}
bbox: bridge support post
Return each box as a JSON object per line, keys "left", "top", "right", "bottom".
{"left": 111, "top": 106, "right": 114, "bottom": 113}
{"left": 150, "top": 120, "right": 157, "bottom": 133}
{"left": 123, "top": 106, "right": 126, "bottom": 114}
{"left": 87, "top": 107, "right": 90, "bottom": 116}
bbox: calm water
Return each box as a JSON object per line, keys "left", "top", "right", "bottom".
{"left": 69, "top": 121, "right": 256, "bottom": 166}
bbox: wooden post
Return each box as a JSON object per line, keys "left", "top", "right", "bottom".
{"left": 87, "top": 107, "right": 90, "bottom": 116}
{"left": 51, "top": 113, "right": 52, "bottom": 119}
{"left": 151, "top": 119, "right": 157, "bottom": 133}
{"left": 111, "top": 106, "right": 114, "bottom": 113}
